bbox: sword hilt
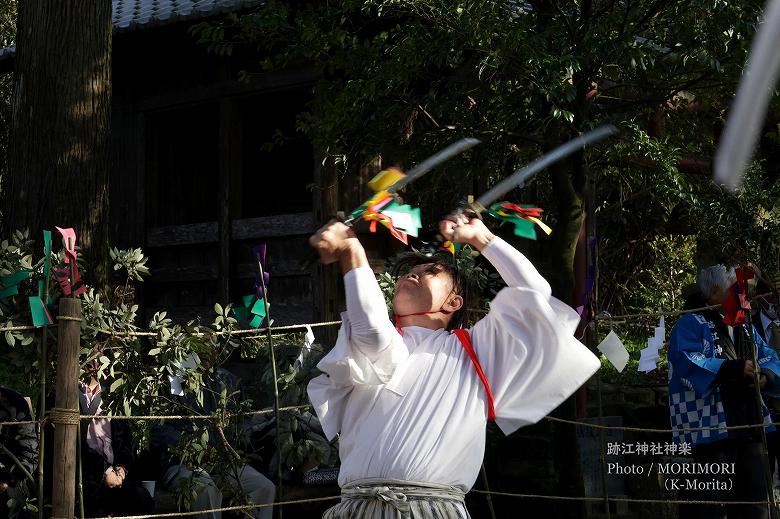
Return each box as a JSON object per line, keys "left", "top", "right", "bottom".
{"left": 302, "top": 211, "right": 348, "bottom": 270}
{"left": 454, "top": 195, "right": 485, "bottom": 220}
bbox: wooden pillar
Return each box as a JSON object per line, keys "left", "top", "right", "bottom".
{"left": 135, "top": 112, "right": 147, "bottom": 320}
{"left": 135, "top": 112, "right": 146, "bottom": 251}
{"left": 218, "top": 99, "right": 241, "bottom": 305}
{"left": 311, "top": 154, "right": 342, "bottom": 345}
{"left": 51, "top": 298, "right": 82, "bottom": 519}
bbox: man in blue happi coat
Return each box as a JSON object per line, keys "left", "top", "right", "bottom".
{"left": 669, "top": 264, "right": 780, "bottom": 519}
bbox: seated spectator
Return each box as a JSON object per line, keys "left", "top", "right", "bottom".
{"left": 0, "top": 386, "right": 37, "bottom": 519}
{"left": 79, "top": 376, "right": 155, "bottom": 517}
{"left": 151, "top": 362, "right": 275, "bottom": 519}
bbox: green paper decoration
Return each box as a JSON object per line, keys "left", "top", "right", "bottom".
{"left": 233, "top": 294, "right": 269, "bottom": 328}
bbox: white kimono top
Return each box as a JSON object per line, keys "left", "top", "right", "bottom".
{"left": 307, "top": 237, "right": 600, "bottom": 491}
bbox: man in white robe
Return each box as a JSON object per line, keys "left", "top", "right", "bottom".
{"left": 308, "top": 213, "right": 600, "bottom": 518}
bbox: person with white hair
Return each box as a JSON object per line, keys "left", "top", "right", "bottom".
{"left": 669, "top": 264, "right": 780, "bottom": 519}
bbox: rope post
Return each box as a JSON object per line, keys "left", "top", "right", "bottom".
{"left": 52, "top": 298, "right": 82, "bottom": 519}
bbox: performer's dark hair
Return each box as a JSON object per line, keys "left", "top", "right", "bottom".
{"left": 391, "top": 252, "right": 474, "bottom": 330}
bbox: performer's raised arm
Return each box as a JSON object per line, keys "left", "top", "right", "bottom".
{"left": 439, "top": 213, "right": 551, "bottom": 295}
{"left": 309, "top": 219, "right": 396, "bottom": 359}
{"left": 441, "top": 212, "right": 598, "bottom": 434}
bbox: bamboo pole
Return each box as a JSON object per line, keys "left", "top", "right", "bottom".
{"left": 257, "top": 256, "right": 282, "bottom": 519}
{"left": 37, "top": 325, "right": 47, "bottom": 519}
{"left": 38, "top": 234, "right": 51, "bottom": 519}
{"left": 743, "top": 312, "right": 778, "bottom": 519}
{"left": 51, "top": 298, "right": 82, "bottom": 519}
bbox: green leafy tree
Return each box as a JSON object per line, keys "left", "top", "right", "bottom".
{"left": 0, "top": 231, "right": 326, "bottom": 513}
{"left": 190, "top": 1, "right": 779, "bottom": 513}
{"left": 193, "top": 0, "right": 768, "bottom": 299}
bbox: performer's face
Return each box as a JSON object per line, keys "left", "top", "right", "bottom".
{"left": 393, "top": 263, "right": 459, "bottom": 315}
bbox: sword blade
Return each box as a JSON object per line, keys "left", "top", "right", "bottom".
{"left": 475, "top": 126, "right": 618, "bottom": 208}
{"left": 714, "top": 0, "right": 780, "bottom": 190}
{"left": 343, "top": 137, "right": 481, "bottom": 225}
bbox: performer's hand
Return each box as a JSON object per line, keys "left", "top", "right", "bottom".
{"left": 103, "top": 466, "right": 126, "bottom": 488}
{"left": 309, "top": 220, "right": 360, "bottom": 265}
{"left": 744, "top": 360, "right": 756, "bottom": 379}
{"left": 0, "top": 482, "right": 8, "bottom": 492}
{"left": 750, "top": 374, "right": 768, "bottom": 389}
{"left": 439, "top": 212, "right": 495, "bottom": 251}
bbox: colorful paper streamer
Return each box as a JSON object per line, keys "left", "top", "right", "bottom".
{"left": 0, "top": 270, "right": 31, "bottom": 300}
{"left": 346, "top": 168, "right": 424, "bottom": 245}
{"left": 29, "top": 296, "right": 53, "bottom": 327}
{"left": 253, "top": 244, "right": 270, "bottom": 298}
{"left": 233, "top": 293, "right": 269, "bottom": 328}
{"left": 485, "top": 202, "right": 552, "bottom": 240}
{"left": 55, "top": 227, "right": 86, "bottom": 296}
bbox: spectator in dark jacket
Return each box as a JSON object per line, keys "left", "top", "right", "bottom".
{"left": 79, "top": 377, "right": 154, "bottom": 517}
{"left": 0, "top": 386, "right": 37, "bottom": 519}
{"left": 150, "top": 364, "right": 275, "bottom": 519}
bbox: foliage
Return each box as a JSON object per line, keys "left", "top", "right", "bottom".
{"left": 195, "top": 0, "right": 780, "bottom": 395}
{"left": 0, "top": 230, "right": 325, "bottom": 511}
{"left": 597, "top": 120, "right": 780, "bottom": 319}
{"left": 0, "top": 0, "right": 14, "bottom": 49}
{"left": 191, "top": 0, "right": 778, "bottom": 316}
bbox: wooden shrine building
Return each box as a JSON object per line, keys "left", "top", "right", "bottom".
{"left": 0, "top": 0, "right": 392, "bottom": 325}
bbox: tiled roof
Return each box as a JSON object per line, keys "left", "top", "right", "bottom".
{"left": 112, "top": 0, "right": 263, "bottom": 32}
{"left": 0, "top": 0, "right": 264, "bottom": 64}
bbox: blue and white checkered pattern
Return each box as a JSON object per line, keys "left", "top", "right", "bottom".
{"left": 669, "top": 389, "right": 728, "bottom": 445}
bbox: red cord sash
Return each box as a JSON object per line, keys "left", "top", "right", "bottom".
{"left": 453, "top": 329, "right": 496, "bottom": 421}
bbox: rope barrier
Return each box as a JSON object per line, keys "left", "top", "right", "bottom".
{"left": 49, "top": 407, "right": 80, "bottom": 425}
{"left": 0, "top": 419, "right": 39, "bottom": 426}
{"left": 0, "top": 294, "right": 754, "bottom": 337}
{"left": 72, "top": 486, "right": 774, "bottom": 519}
{"left": 0, "top": 293, "right": 744, "bottom": 338}
{"left": 87, "top": 404, "right": 313, "bottom": 421}
{"left": 2, "top": 405, "right": 778, "bottom": 434}
{"left": 86, "top": 320, "right": 344, "bottom": 339}
{"left": 470, "top": 490, "right": 770, "bottom": 506}
{"left": 0, "top": 404, "right": 315, "bottom": 427}
{"left": 0, "top": 288, "right": 769, "bottom": 337}
{"left": 0, "top": 324, "right": 45, "bottom": 332}
{"left": 542, "top": 414, "right": 770, "bottom": 433}
{"left": 593, "top": 292, "right": 775, "bottom": 322}
{"left": 56, "top": 315, "right": 82, "bottom": 323}
{"left": 594, "top": 303, "right": 721, "bottom": 321}
{"left": 83, "top": 495, "right": 343, "bottom": 519}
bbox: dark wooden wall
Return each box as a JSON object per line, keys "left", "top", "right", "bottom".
{"left": 109, "top": 20, "right": 405, "bottom": 329}
{"left": 110, "top": 23, "right": 322, "bottom": 325}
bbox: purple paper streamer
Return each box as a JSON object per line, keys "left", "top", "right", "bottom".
{"left": 253, "top": 244, "right": 270, "bottom": 298}
{"left": 577, "top": 236, "right": 598, "bottom": 316}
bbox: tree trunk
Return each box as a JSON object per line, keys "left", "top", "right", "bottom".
{"left": 7, "top": 0, "right": 112, "bottom": 281}
{"left": 548, "top": 158, "right": 585, "bottom": 301}
{"left": 547, "top": 145, "right": 589, "bottom": 518}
